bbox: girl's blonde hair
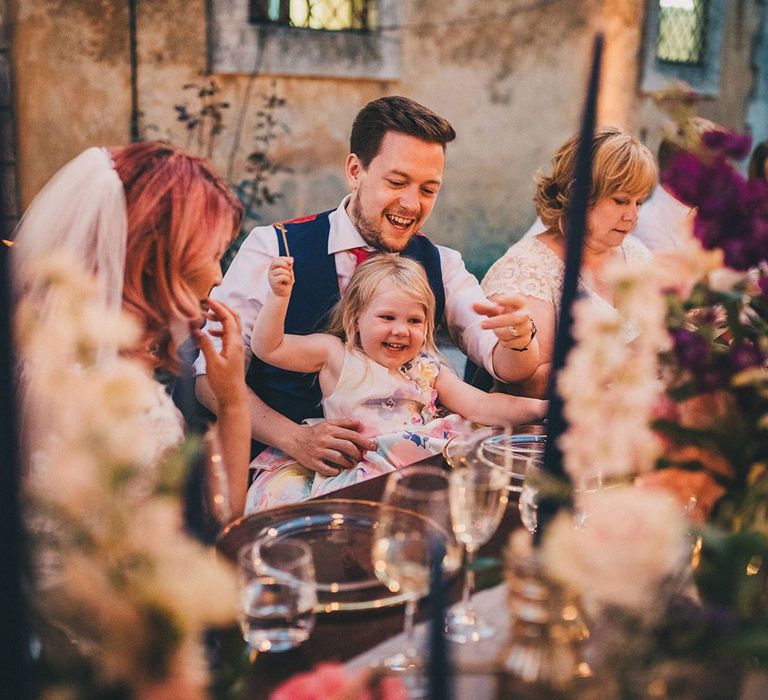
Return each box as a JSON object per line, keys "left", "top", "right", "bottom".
{"left": 535, "top": 126, "right": 658, "bottom": 234}
{"left": 327, "top": 254, "right": 438, "bottom": 355}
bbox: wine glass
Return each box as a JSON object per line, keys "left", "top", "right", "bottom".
{"left": 202, "top": 427, "right": 232, "bottom": 526}
{"left": 519, "top": 449, "right": 547, "bottom": 534}
{"left": 520, "top": 460, "right": 631, "bottom": 533}
{"left": 371, "top": 466, "right": 460, "bottom": 679}
{"left": 446, "top": 449, "right": 510, "bottom": 642}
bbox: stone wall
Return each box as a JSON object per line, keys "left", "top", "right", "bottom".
{"left": 11, "top": 0, "right": 766, "bottom": 275}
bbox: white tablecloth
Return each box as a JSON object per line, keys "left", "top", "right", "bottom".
{"left": 346, "top": 584, "right": 508, "bottom": 698}
{"left": 346, "top": 584, "right": 768, "bottom": 699}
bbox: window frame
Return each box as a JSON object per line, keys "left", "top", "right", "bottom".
{"left": 248, "top": 0, "right": 375, "bottom": 32}
{"left": 209, "top": 0, "right": 400, "bottom": 80}
{"left": 640, "top": 0, "right": 727, "bottom": 96}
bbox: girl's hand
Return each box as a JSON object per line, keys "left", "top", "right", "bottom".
{"left": 269, "top": 256, "right": 294, "bottom": 297}
{"left": 193, "top": 299, "right": 247, "bottom": 409}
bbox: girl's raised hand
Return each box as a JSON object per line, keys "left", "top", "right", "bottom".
{"left": 269, "top": 256, "right": 294, "bottom": 297}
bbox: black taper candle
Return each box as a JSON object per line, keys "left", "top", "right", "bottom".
{"left": 0, "top": 243, "right": 32, "bottom": 697}
{"left": 427, "top": 540, "right": 451, "bottom": 700}
{"left": 536, "top": 34, "right": 604, "bottom": 544}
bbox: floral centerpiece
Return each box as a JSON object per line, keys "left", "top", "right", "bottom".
{"left": 536, "top": 90, "right": 768, "bottom": 696}
{"left": 17, "top": 256, "right": 239, "bottom": 699}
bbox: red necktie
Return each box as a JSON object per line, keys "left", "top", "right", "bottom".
{"left": 350, "top": 247, "right": 374, "bottom": 267}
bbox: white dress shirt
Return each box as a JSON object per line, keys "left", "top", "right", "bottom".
{"left": 632, "top": 185, "right": 694, "bottom": 251}
{"left": 195, "top": 196, "right": 499, "bottom": 377}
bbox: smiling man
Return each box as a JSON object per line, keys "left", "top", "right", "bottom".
{"left": 194, "top": 96, "right": 540, "bottom": 482}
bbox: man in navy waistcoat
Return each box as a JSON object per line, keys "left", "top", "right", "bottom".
{"left": 194, "top": 96, "right": 539, "bottom": 481}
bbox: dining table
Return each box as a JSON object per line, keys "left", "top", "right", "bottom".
{"left": 213, "top": 453, "right": 526, "bottom": 699}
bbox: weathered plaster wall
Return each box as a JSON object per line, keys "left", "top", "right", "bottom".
{"left": 11, "top": 0, "right": 765, "bottom": 274}
{"left": 391, "top": 0, "right": 648, "bottom": 274}
{"left": 13, "top": 0, "right": 131, "bottom": 206}
{"left": 637, "top": 0, "right": 764, "bottom": 169}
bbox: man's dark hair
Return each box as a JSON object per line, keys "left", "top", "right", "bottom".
{"left": 350, "top": 95, "right": 456, "bottom": 167}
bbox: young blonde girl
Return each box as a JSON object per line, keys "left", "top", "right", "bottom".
{"left": 244, "top": 254, "right": 546, "bottom": 512}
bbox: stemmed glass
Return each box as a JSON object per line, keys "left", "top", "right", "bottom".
{"left": 519, "top": 450, "right": 547, "bottom": 534}
{"left": 202, "top": 427, "right": 232, "bottom": 526}
{"left": 446, "top": 448, "right": 510, "bottom": 642}
{"left": 371, "top": 466, "right": 460, "bottom": 677}
{"left": 520, "top": 460, "right": 631, "bottom": 533}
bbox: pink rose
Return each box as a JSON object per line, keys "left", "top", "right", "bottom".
{"left": 270, "top": 664, "right": 407, "bottom": 700}
{"left": 270, "top": 664, "right": 349, "bottom": 700}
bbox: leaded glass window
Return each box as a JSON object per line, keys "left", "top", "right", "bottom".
{"left": 656, "top": 0, "right": 709, "bottom": 65}
{"left": 249, "top": 0, "right": 377, "bottom": 31}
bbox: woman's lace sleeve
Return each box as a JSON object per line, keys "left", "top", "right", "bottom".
{"left": 481, "top": 239, "right": 560, "bottom": 304}
{"left": 623, "top": 236, "right": 653, "bottom": 264}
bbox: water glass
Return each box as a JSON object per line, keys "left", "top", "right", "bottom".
{"left": 237, "top": 539, "right": 317, "bottom": 652}
{"left": 478, "top": 426, "right": 546, "bottom": 493}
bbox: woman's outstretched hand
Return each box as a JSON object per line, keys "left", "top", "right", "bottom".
{"left": 473, "top": 293, "right": 536, "bottom": 350}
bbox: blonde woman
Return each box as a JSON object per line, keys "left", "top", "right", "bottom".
{"left": 482, "top": 126, "right": 658, "bottom": 398}
{"left": 245, "top": 254, "right": 547, "bottom": 511}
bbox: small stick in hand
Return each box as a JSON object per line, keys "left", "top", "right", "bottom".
{"left": 276, "top": 223, "right": 291, "bottom": 257}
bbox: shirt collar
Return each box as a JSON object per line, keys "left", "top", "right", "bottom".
{"left": 328, "top": 195, "right": 371, "bottom": 254}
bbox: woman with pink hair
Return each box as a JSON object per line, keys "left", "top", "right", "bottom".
{"left": 13, "top": 142, "right": 250, "bottom": 515}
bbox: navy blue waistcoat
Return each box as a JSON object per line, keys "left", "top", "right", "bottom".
{"left": 246, "top": 209, "right": 446, "bottom": 427}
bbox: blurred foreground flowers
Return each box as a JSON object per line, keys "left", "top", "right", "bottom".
{"left": 541, "top": 91, "right": 768, "bottom": 694}
{"left": 269, "top": 663, "right": 407, "bottom": 700}
{"left": 16, "top": 256, "right": 238, "bottom": 699}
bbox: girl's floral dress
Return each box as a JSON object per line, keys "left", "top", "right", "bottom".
{"left": 244, "top": 350, "right": 463, "bottom": 512}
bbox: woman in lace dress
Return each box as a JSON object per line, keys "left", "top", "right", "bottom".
{"left": 482, "top": 126, "right": 658, "bottom": 398}
{"left": 13, "top": 143, "right": 251, "bottom": 515}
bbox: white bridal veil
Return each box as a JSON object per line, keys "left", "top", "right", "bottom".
{"left": 12, "top": 147, "right": 128, "bottom": 319}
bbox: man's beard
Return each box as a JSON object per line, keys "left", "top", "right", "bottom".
{"left": 349, "top": 191, "right": 413, "bottom": 253}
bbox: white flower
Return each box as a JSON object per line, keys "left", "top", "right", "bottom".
{"left": 708, "top": 267, "right": 748, "bottom": 293}
{"left": 542, "top": 486, "right": 690, "bottom": 613}
{"left": 19, "top": 254, "right": 237, "bottom": 694}
{"left": 557, "top": 259, "right": 668, "bottom": 482}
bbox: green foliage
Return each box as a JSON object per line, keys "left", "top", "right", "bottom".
{"left": 695, "top": 528, "right": 768, "bottom": 617}
{"left": 144, "top": 74, "right": 291, "bottom": 275}
{"left": 142, "top": 605, "right": 184, "bottom": 680}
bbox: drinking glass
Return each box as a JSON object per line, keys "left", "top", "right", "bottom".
{"left": 519, "top": 458, "right": 546, "bottom": 534}
{"left": 479, "top": 427, "right": 547, "bottom": 493}
{"left": 202, "top": 427, "right": 232, "bottom": 527}
{"left": 520, "top": 462, "right": 631, "bottom": 533}
{"left": 371, "top": 466, "right": 460, "bottom": 677}
{"left": 237, "top": 538, "right": 318, "bottom": 652}
{"left": 446, "top": 453, "right": 509, "bottom": 642}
